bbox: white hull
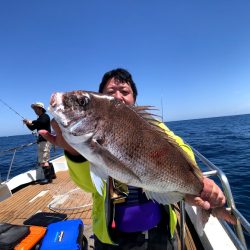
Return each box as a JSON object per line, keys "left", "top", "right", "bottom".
{"left": 0, "top": 155, "right": 68, "bottom": 201}
{"left": 186, "top": 204, "right": 237, "bottom": 249}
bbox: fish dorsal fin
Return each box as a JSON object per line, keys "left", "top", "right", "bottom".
{"left": 131, "top": 105, "right": 168, "bottom": 134}
{"left": 131, "top": 105, "right": 203, "bottom": 181}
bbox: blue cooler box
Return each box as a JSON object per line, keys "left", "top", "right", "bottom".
{"left": 39, "top": 219, "right": 84, "bottom": 250}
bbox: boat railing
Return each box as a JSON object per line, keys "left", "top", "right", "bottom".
{"left": 0, "top": 142, "right": 63, "bottom": 182}
{"left": 181, "top": 147, "right": 250, "bottom": 250}
{"left": 0, "top": 142, "right": 38, "bottom": 182}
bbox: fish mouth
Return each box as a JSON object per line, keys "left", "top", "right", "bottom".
{"left": 49, "top": 92, "right": 63, "bottom": 113}
{"left": 49, "top": 92, "right": 80, "bottom": 129}
{"left": 49, "top": 92, "right": 90, "bottom": 136}
{"left": 48, "top": 93, "right": 70, "bottom": 128}
{"left": 50, "top": 107, "right": 84, "bottom": 131}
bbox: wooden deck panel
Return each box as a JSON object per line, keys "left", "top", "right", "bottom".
{"left": 0, "top": 171, "right": 93, "bottom": 225}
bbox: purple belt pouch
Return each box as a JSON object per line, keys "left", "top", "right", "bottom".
{"left": 115, "top": 200, "right": 161, "bottom": 232}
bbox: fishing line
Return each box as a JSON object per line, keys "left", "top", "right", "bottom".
{"left": 0, "top": 98, "right": 25, "bottom": 119}
{"left": 0, "top": 98, "right": 38, "bottom": 137}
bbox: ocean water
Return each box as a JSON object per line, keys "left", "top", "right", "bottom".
{"left": 0, "top": 134, "right": 63, "bottom": 180}
{"left": 166, "top": 114, "right": 250, "bottom": 246}
{"left": 0, "top": 114, "right": 249, "bottom": 246}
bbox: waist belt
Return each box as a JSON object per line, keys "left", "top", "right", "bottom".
{"left": 114, "top": 200, "right": 161, "bottom": 233}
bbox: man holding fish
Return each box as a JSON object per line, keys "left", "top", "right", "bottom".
{"left": 40, "top": 68, "right": 231, "bottom": 249}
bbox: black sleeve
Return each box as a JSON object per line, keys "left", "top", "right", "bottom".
{"left": 32, "top": 114, "right": 51, "bottom": 133}
{"left": 33, "top": 115, "right": 49, "bottom": 128}
{"left": 26, "top": 122, "right": 37, "bottom": 131}
{"left": 64, "top": 150, "right": 87, "bottom": 163}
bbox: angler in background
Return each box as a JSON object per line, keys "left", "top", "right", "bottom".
{"left": 40, "top": 68, "right": 226, "bottom": 249}
{"left": 23, "top": 102, "right": 55, "bottom": 184}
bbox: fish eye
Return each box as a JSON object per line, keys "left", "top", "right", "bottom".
{"left": 78, "top": 95, "right": 89, "bottom": 107}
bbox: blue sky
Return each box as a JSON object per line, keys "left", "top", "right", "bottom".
{"left": 0, "top": 0, "right": 250, "bottom": 137}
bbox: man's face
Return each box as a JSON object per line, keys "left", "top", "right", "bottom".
{"left": 102, "top": 77, "right": 135, "bottom": 105}
{"left": 33, "top": 107, "right": 43, "bottom": 115}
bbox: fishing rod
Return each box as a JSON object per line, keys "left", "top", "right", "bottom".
{"left": 0, "top": 98, "right": 38, "bottom": 137}
{"left": 0, "top": 98, "right": 25, "bottom": 120}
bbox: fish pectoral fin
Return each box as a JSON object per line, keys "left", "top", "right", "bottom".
{"left": 90, "top": 163, "right": 108, "bottom": 180}
{"left": 145, "top": 191, "right": 184, "bottom": 205}
{"left": 90, "top": 164, "right": 108, "bottom": 196}
{"left": 91, "top": 138, "right": 142, "bottom": 184}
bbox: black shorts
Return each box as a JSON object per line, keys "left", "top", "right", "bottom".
{"left": 94, "top": 224, "right": 177, "bottom": 250}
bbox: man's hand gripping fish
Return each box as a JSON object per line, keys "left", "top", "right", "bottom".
{"left": 49, "top": 90, "right": 236, "bottom": 225}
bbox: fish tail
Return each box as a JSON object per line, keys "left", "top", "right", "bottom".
{"left": 194, "top": 206, "right": 236, "bottom": 236}
{"left": 211, "top": 207, "right": 237, "bottom": 225}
